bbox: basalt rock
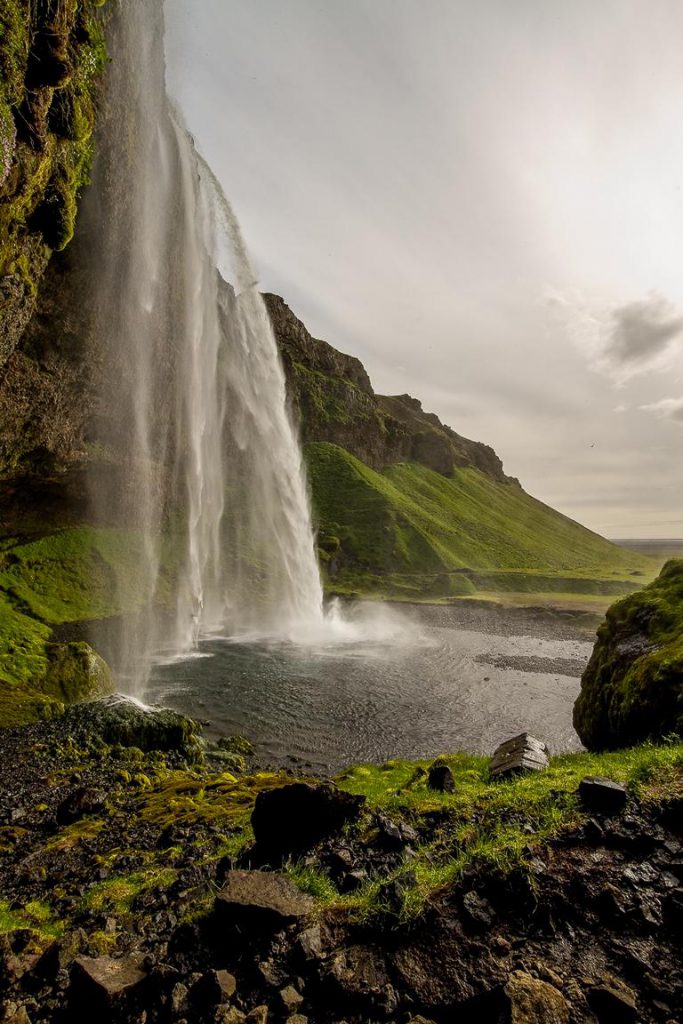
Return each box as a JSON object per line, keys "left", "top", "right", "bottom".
{"left": 251, "top": 782, "right": 365, "bottom": 856}
{"left": 58, "top": 695, "right": 201, "bottom": 760}
{"left": 215, "top": 870, "right": 315, "bottom": 932}
{"left": 578, "top": 776, "right": 628, "bottom": 815}
{"left": 489, "top": 733, "right": 549, "bottom": 779}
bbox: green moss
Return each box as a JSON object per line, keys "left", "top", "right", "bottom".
{"left": 306, "top": 442, "right": 658, "bottom": 603}
{"left": 574, "top": 560, "right": 683, "bottom": 749}
{"left": 0, "top": 898, "right": 64, "bottom": 941}
{"left": 82, "top": 866, "right": 177, "bottom": 918}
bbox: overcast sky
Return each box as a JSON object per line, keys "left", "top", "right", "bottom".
{"left": 165, "top": 0, "right": 683, "bottom": 539}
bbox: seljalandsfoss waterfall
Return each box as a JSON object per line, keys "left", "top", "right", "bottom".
{"left": 86, "top": 0, "right": 324, "bottom": 693}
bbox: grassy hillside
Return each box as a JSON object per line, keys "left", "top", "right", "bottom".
{"left": 307, "top": 441, "right": 658, "bottom": 604}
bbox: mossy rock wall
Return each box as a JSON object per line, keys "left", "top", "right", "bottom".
{"left": 574, "top": 559, "right": 683, "bottom": 749}
{"left": 0, "top": 0, "right": 108, "bottom": 477}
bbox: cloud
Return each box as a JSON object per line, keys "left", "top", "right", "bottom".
{"left": 604, "top": 295, "right": 683, "bottom": 370}
{"left": 640, "top": 396, "right": 683, "bottom": 424}
{"left": 548, "top": 290, "right": 683, "bottom": 385}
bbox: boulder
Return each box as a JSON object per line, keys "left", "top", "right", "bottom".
{"left": 578, "top": 776, "right": 628, "bottom": 815}
{"left": 251, "top": 782, "right": 364, "bottom": 855}
{"left": 70, "top": 955, "right": 147, "bottom": 1015}
{"left": 279, "top": 985, "right": 304, "bottom": 1013}
{"left": 427, "top": 763, "right": 455, "bottom": 793}
{"left": 215, "top": 870, "right": 314, "bottom": 932}
{"left": 60, "top": 694, "right": 201, "bottom": 760}
{"left": 489, "top": 734, "right": 549, "bottom": 779}
{"left": 504, "top": 970, "right": 570, "bottom": 1023}
{"left": 574, "top": 560, "right": 683, "bottom": 749}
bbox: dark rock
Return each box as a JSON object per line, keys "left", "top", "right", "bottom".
{"left": 215, "top": 871, "right": 314, "bottom": 932}
{"left": 427, "top": 763, "right": 455, "bottom": 792}
{"left": 251, "top": 782, "right": 364, "bottom": 855}
{"left": 35, "top": 929, "right": 87, "bottom": 978}
{"left": 297, "top": 925, "right": 323, "bottom": 961}
{"left": 70, "top": 954, "right": 147, "bottom": 1015}
{"left": 462, "top": 890, "right": 495, "bottom": 929}
{"left": 326, "top": 944, "right": 395, "bottom": 1012}
{"left": 340, "top": 869, "right": 368, "bottom": 893}
{"left": 578, "top": 776, "right": 628, "bottom": 815}
{"left": 587, "top": 982, "right": 638, "bottom": 1022}
{"left": 56, "top": 786, "right": 105, "bottom": 826}
{"left": 192, "top": 969, "right": 237, "bottom": 1008}
{"left": 490, "top": 733, "right": 549, "bottom": 778}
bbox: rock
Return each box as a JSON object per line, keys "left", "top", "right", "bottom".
{"left": 192, "top": 969, "right": 237, "bottom": 1007}
{"left": 489, "top": 734, "right": 549, "bottom": 779}
{"left": 504, "top": 970, "right": 570, "bottom": 1023}
{"left": 56, "top": 787, "right": 106, "bottom": 826}
{"left": 215, "top": 871, "right": 315, "bottom": 932}
{"left": 340, "top": 868, "right": 368, "bottom": 892}
{"left": 35, "top": 929, "right": 87, "bottom": 977}
{"left": 251, "top": 782, "right": 364, "bottom": 855}
{"left": 70, "top": 954, "right": 147, "bottom": 1013}
{"left": 170, "top": 982, "right": 189, "bottom": 1015}
{"left": 5, "top": 1009, "right": 32, "bottom": 1024}
{"left": 327, "top": 944, "right": 394, "bottom": 1011}
{"left": 245, "top": 1007, "right": 269, "bottom": 1024}
{"left": 462, "top": 890, "right": 495, "bottom": 929}
{"left": 578, "top": 777, "right": 628, "bottom": 815}
{"left": 427, "top": 763, "right": 455, "bottom": 792}
{"left": 574, "top": 560, "right": 683, "bottom": 749}
{"left": 286, "top": 1017, "right": 308, "bottom": 1024}
{"left": 40, "top": 642, "right": 114, "bottom": 706}
{"left": 587, "top": 982, "right": 638, "bottom": 1022}
{"left": 297, "top": 925, "right": 323, "bottom": 961}
{"left": 279, "top": 985, "right": 304, "bottom": 1013}
{"left": 216, "top": 1010, "right": 247, "bottom": 1024}
{"left": 60, "top": 695, "right": 201, "bottom": 760}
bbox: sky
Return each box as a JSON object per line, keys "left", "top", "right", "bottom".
{"left": 165, "top": 0, "right": 683, "bottom": 539}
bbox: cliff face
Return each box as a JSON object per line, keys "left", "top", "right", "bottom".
{"left": 264, "top": 293, "right": 512, "bottom": 484}
{"left": 0, "top": 0, "right": 107, "bottom": 479}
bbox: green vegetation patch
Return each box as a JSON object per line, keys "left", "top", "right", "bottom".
{"left": 330, "top": 742, "right": 683, "bottom": 920}
{"left": 306, "top": 442, "right": 658, "bottom": 602}
{"left": 574, "top": 559, "right": 683, "bottom": 749}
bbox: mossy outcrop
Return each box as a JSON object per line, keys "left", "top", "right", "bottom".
{"left": 574, "top": 559, "right": 683, "bottom": 749}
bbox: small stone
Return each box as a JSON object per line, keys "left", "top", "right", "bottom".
{"left": 427, "top": 763, "right": 455, "bottom": 792}
{"left": 216, "top": 1010, "right": 246, "bottom": 1024}
{"left": 56, "top": 786, "right": 106, "bottom": 826}
{"left": 5, "top": 1009, "right": 31, "bottom": 1024}
{"left": 279, "top": 985, "right": 304, "bottom": 1013}
{"left": 340, "top": 868, "right": 367, "bottom": 892}
{"left": 297, "top": 925, "right": 323, "bottom": 961}
{"left": 462, "top": 890, "right": 495, "bottom": 929}
{"left": 286, "top": 1017, "right": 308, "bottom": 1024}
{"left": 170, "top": 982, "right": 189, "bottom": 1015}
{"left": 578, "top": 777, "right": 628, "bottom": 815}
{"left": 245, "top": 1007, "right": 269, "bottom": 1024}
{"left": 504, "top": 969, "right": 570, "bottom": 1023}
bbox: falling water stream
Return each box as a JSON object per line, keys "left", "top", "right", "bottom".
{"left": 87, "top": 0, "right": 324, "bottom": 694}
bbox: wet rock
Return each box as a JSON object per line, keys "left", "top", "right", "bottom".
{"left": 215, "top": 870, "right": 314, "bottom": 932}
{"left": 56, "top": 786, "right": 106, "bottom": 826}
{"left": 489, "top": 734, "right": 549, "bottom": 779}
{"left": 504, "top": 970, "right": 570, "bottom": 1023}
{"left": 578, "top": 777, "right": 628, "bottom": 815}
{"left": 70, "top": 954, "right": 147, "bottom": 1014}
{"left": 41, "top": 642, "right": 114, "bottom": 706}
{"left": 587, "top": 982, "right": 638, "bottom": 1022}
{"left": 251, "top": 782, "right": 364, "bottom": 855}
{"left": 279, "top": 984, "right": 304, "bottom": 1013}
{"left": 427, "top": 763, "right": 455, "bottom": 793}
{"left": 61, "top": 695, "right": 201, "bottom": 760}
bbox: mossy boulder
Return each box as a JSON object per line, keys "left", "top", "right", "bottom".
{"left": 60, "top": 695, "right": 202, "bottom": 761}
{"left": 40, "top": 640, "right": 113, "bottom": 704}
{"left": 574, "top": 560, "right": 683, "bottom": 749}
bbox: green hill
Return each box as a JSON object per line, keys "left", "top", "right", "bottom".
{"left": 306, "top": 441, "right": 657, "bottom": 604}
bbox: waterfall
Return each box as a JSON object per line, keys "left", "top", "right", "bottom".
{"left": 86, "top": 0, "right": 324, "bottom": 692}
